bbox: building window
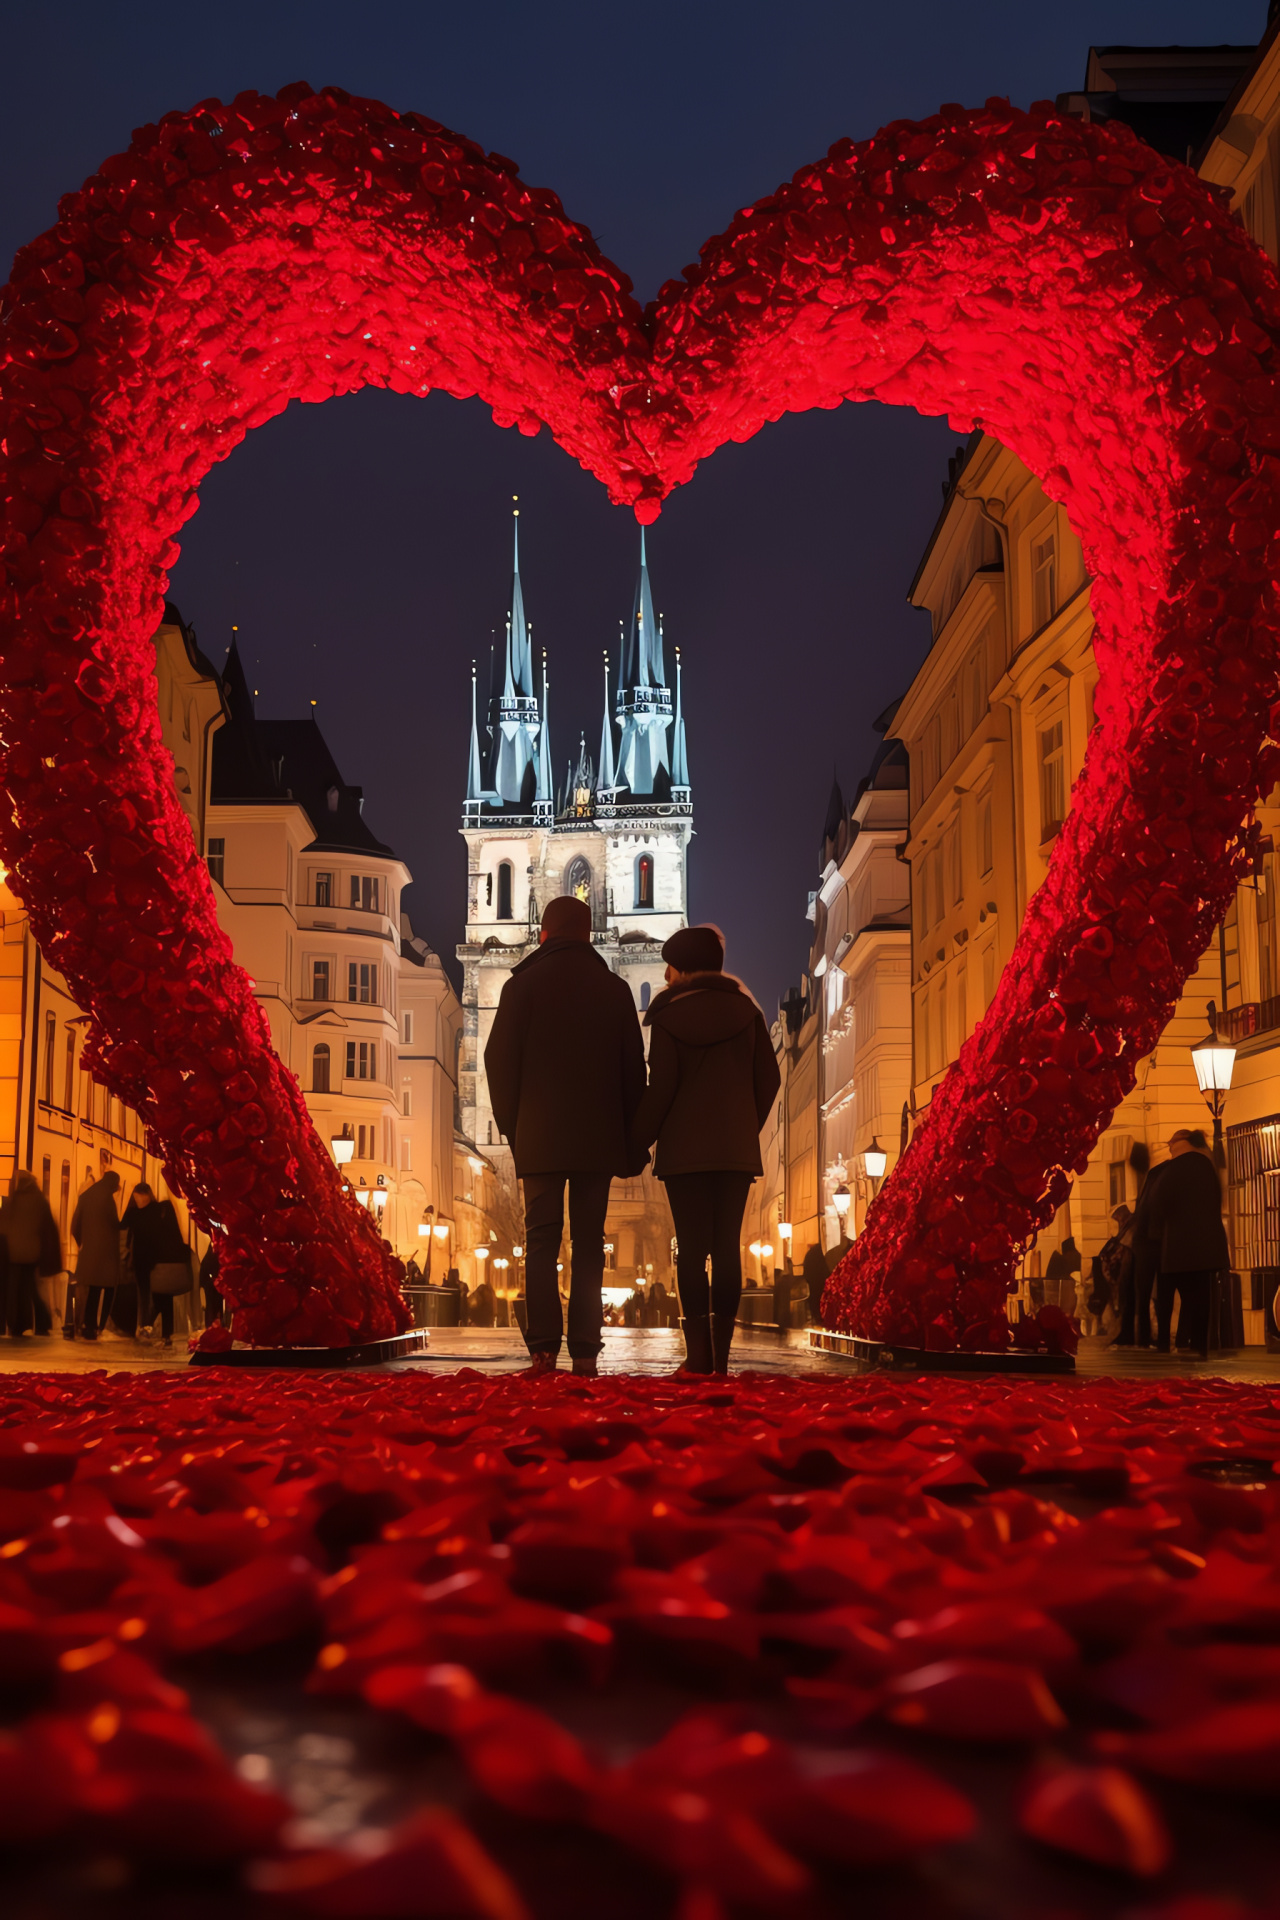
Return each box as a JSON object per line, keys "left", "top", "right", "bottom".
{"left": 1032, "top": 533, "right": 1057, "bottom": 631}
{"left": 635, "top": 854, "right": 654, "bottom": 910}
{"left": 402, "top": 1087, "right": 412, "bottom": 1117}
{"left": 343, "top": 1041, "right": 373, "bottom": 1081}
{"left": 968, "top": 651, "right": 986, "bottom": 733}
{"left": 1259, "top": 855, "right": 1279, "bottom": 1002}
{"left": 41, "top": 1155, "right": 51, "bottom": 1199}
{"left": 43, "top": 1011, "right": 56, "bottom": 1106}
{"left": 348, "top": 962, "right": 375, "bottom": 1005}
{"left": 206, "top": 838, "right": 225, "bottom": 886}
{"left": 59, "top": 1161, "right": 70, "bottom": 1235}
{"left": 640, "top": 981, "right": 651, "bottom": 1011}
{"left": 945, "top": 826, "right": 961, "bottom": 909}
{"left": 315, "top": 871, "right": 332, "bottom": 907}
{"left": 922, "top": 714, "right": 941, "bottom": 795}
{"left": 980, "top": 794, "right": 994, "bottom": 877}
{"left": 497, "top": 861, "right": 514, "bottom": 920}
{"left": 357, "top": 1124, "right": 368, "bottom": 1159}
{"left": 349, "top": 875, "right": 380, "bottom": 912}
{"left": 1038, "top": 719, "right": 1066, "bottom": 841}
{"left": 312, "top": 959, "right": 331, "bottom": 1002}
{"left": 1108, "top": 1158, "right": 1127, "bottom": 1207}
{"left": 566, "top": 856, "right": 592, "bottom": 905}
{"left": 312, "top": 1043, "right": 330, "bottom": 1093}
{"left": 403, "top": 1011, "right": 413, "bottom": 1045}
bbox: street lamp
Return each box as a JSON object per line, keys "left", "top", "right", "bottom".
{"left": 331, "top": 1125, "right": 354, "bottom": 1165}
{"left": 777, "top": 1220, "right": 793, "bottom": 1275}
{"left": 862, "top": 1137, "right": 888, "bottom": 1190}
{"left": 832, "top": 1184, "right": 851, "bottom": 1223}
{"left": 1192, "top": 1000, "right": 1236, "bottom": 1170}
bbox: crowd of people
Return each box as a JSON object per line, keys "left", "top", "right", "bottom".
{"left": 2, "top": 904, "right": 1230, "bottom": 1375}
{"left": 0, "top": 1166, "right": 221, "bottom": 1348}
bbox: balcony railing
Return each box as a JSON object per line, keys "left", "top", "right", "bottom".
{"left": 1219, "top": 997, "right": 1280, "bottom": 1045}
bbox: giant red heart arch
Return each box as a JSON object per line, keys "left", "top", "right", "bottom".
{"left": 2, "top": 84, "right": 1278, "bottom": 1350}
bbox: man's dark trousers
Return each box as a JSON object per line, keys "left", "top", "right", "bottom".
{"left": 522, "top": 1173, "right": 611, "bottom": 1361}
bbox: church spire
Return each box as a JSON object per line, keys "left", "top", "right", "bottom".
{"left": 672, "top": 646, "right": 690, "bottom": 791}
{"left": 535, "top": 650, "right": 553, "bottom": 809}
{"left": 466, "top": 662, "right": 484, "bottom": 803}
{"left": 506, "top": 499, "right": 534, "bottom": 698}
{"left": 623, "top": 525, "right": 662, "bottom": 689}
{"left": 597, "top": 650, "right": 616, "bottom": 792}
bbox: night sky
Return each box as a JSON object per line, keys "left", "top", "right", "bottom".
{"left": 1, "top": 1, "right": 1266, "bottom": 1004}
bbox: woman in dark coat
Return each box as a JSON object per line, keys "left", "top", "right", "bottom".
{"left": 631, "top": 926, "right": 781, "bottom": 1375}
{"left": 0, "top": 1171, "right": 60, "bottom": 1336}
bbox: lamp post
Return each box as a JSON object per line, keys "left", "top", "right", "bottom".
{"left": 862, "top": 1137, "right": 887, "bottom": 1196}
{"left": 777, "top": 1220, "right": 793, "bottom": 1276}
{"left": 1191, "top": 1000, "right": 1237, "bottom": 1172}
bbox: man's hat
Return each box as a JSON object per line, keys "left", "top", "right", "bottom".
{"left": 662, "top": 925, "right": 725, "bottom": 973}
{"left": 542, "top": 896, "right": 591, "bottom": 941}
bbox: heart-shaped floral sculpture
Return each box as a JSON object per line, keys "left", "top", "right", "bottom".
{"left": 2, "top": 84, "right": 1278, "bottom": 1350}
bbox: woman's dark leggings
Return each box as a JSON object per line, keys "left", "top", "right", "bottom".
{"left": 664, "top": 1172, "right": 754, "bottom": 1321}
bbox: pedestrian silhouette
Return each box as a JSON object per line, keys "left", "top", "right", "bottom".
{"left": 485, "top": 894, "right": 646, "bottom": 1377}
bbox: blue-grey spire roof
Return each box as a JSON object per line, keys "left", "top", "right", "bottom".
{"left": 597, "top": 651, "right": 616, "bottom": 792}
{"left": 672, "top": 647, "right": 690, "bottom": 789}
{"left": 535, "top": 653, "right": 553, "bottom": 805}
{"left": 506, "top": 508, "right": 534, "bottom": 699}
{"left": 466, "top": 664, "right": 484, "bottom": 802}
{"left": 622, "top": 526, "right": 663, "bottom": 689}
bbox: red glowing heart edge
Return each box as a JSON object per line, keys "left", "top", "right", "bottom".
{"left": 3, "top": 85, "right": 1280, "bottom": 1349}
{"left": 0, "top": 1366, "right": 1278, "bottom": 1912}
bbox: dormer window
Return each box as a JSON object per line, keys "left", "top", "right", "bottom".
{"left": 326, "top": 785, "right": 340, "bottom": 813}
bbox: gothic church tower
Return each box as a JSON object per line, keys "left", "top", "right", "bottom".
{"left": 457, "top": 512, "right": 693, "bottom": 1288}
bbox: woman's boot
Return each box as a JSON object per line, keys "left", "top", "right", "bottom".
{"left": 711, "top": 1312, "right": 735, "bottom": 1375}
{"left": 675, "top": 1317, "right": 713, "bottom": 1375}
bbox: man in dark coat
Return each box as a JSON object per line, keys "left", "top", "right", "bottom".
{"left": 70, "top": 1169, "right": 121, "bottom": 1341}
{"left": 631, "top": 926, "right": 781, "bottom": 1374}
{"left": 485, "top": 895, "right": 647, "bottom": 1377}
{"left": 1147, "top": 1128, "right": 1228, "bottom": 1358}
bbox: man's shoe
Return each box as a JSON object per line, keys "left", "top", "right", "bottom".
{"left": 673, "top": 1317, "right": 713, "bottom": 1376}
{"left": 571, "top": 1355, "right": 599, "bottom": 1378}
{"left": 520, "top": 1351, "right": 558, "bottom": 1378}
{"left": 711, "top": 1312, "right": 736, "bottom": 1376}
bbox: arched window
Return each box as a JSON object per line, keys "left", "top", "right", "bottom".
{"left": 566, "top": 856, "right": 592, "bottom": 905}
{"left": 497, "top": 861, "right": 513, "bottom": 920}
{"left": 312, "top": 1043, "right": 331, "bottom": 1093}
{"left": 635, "top": 854, "right": 654, "bottom": 910}
{"left": 640, "top": 981, "right": 651, "bottom": 1011}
